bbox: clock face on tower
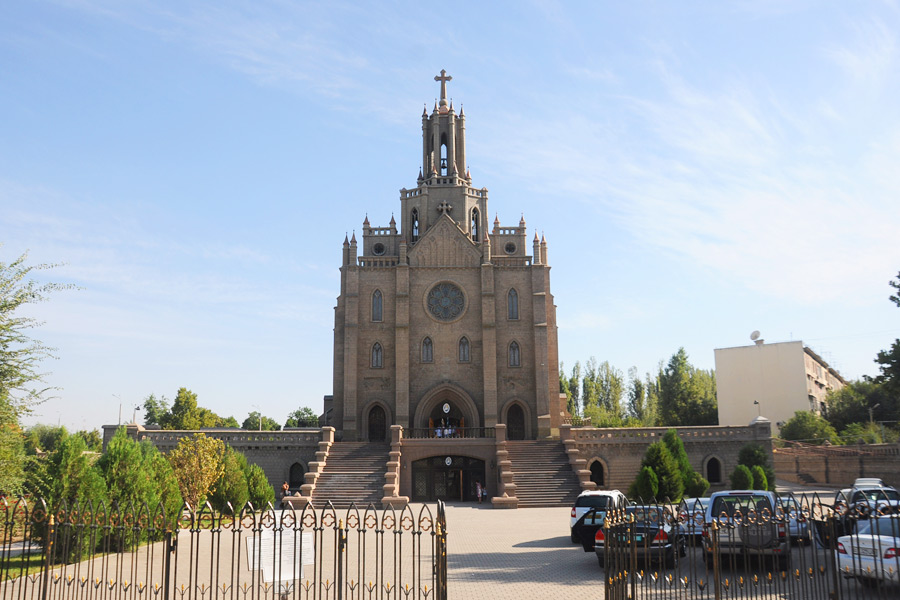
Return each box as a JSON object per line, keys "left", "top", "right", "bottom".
{"left": 426, "top": 282, "right": 466, "bottom": 322}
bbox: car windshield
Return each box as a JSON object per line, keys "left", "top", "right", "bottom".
{"left": 852, "top": 489, "right": 900, "bottom": 503}
{"left": 780, "top": 497, "right": 797, "bottom": 509}
{"left": 626, "top": 507, "right": 664, "bottom": 523}
{"left": 576, "top": 496, "right": 611, "bottom": 509}
{"left": 712, "top": 494, "right": 773, "bottom": 517}
{"left": 855, "top": 516, "right": 900, "bottom": 537}
{"left": 685, "top": 498, "right": 708, "bottom": 511}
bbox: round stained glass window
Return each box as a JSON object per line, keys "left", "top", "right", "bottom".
{"left": 426, "top": 282, "right": 466, "bottom": 322}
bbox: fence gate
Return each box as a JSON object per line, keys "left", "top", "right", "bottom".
{"left": 1, "top": 497, "right": 448, "bottom": 600}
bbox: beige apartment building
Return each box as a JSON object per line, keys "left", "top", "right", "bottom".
{"left": 715, "top": 340, "right": 846, "bottom": 435}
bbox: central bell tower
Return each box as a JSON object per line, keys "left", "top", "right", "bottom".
{"left": 400, "top": 69, "right": 488, "bottom": 245}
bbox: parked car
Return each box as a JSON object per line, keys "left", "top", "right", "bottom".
{"left": 570, "top": 490, "right": 626, "bottom": 543}
{"left": 680, "top": 497, "right": 710, "bottom": 539}
{"left": 849, "top": 485, "right": 900, "bottom": 515}
{"left": 703, "top": 490, "right": 791, "bottom": 570}
{"left": 778, "top": 495, "right": 810, "bottom": 544}
{"left": 593, "top": 505, "right": 686, "bottom": 569}
{"left": 836, "top": 515, "right": 900, "bottom": 585}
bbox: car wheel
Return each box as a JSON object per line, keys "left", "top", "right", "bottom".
{"left": 702, "top": 552, "right": 713, "bottom": 569}
{"left": 597, "top": 555, "right": 604, "bottom": 569}
{"left": 571, "top": 530, "right": 579, "bottom": 544}
{"left": 679, "top": 539, "right": 687, "bottom": 557}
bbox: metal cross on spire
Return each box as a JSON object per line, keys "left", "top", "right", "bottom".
{"left": 435, "top": 69, "right": 452, "bottom": 107}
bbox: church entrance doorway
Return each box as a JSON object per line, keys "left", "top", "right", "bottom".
{"left": 411, "top": 456, "right": 486, "bottom": 502}
{"left": 428, "top": 400, "right": 466, "bottom": 436}
{"left": 367, "top": 405, "right": 387, "bottom": 442}
{"left": 507, "top": 404, "right": 526, "bottom": 440}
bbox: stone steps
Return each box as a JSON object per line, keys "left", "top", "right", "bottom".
{"left": 506, "top": 440, "right": 582, "bottom": 508}
{"left": 311, "top": 442, "right": 390, "bottom": 509}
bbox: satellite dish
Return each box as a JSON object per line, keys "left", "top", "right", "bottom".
{"left": 750, "top": 331, "right": 760, "bottom": 341}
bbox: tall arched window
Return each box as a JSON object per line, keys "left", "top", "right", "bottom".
{"left": 508, "top": 341, "right": 520, "bottom": 367}
{"left": 471, "top": 208, "right": 480, "bottom": 241}
{"left": 371, "top": 342, "right": 383, "bottom": 368}
{"left": 507, "top": 288, "right": 519, "bottom": 320}
{"left": 458, "top": 337, "right": 470, "bottom": 362}
{"left": 440, "top": 133, "right": 448, "bottom": 175}
{"left": 372, "top": 289, "right": 383, "bottom": 322}
{"left": 411, "top": 209, "right": 419, "bottom": 242}
{"left": 421, "top": 337, "right": 433, "bottom": 363}
{"left": 706, "top": 457, "right": 722, "bottom": 484}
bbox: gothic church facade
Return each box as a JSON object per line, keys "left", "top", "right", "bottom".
{"left": 332, "top": 72, "right": 564, "bottom": 442}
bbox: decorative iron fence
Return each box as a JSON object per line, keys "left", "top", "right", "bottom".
{"left": 0, "top": 497, "right": 447, "bottom": 600}
{"left": 404, "top": 428, "right": 495, "bottom": 440}
{"left": 572, "top": 492, "right": 900, "bottom": 599}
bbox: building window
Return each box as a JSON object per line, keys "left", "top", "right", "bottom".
{"left": 371, "top": 342, "right": 383, "bottom": 368}
{"left": 507, "top": 289, "right": 519, "bottom": 320}
{"left": 458, "top": 337, "right": 470, "bottom": 363}
{"left": 471, "top": 208, "right": 479, "bottom": 241}
{"left": 706, "top": 457, "right": 722, "bottom": 484}
{"left": 372, "top": 289, "right": 383, "bottom": 322}
{"left": 422, "top": 337, "right": 433, "bottom": 363}
{"left": 508, "top": 341, "right": 520, "bottom": 367}
{"left": 411, "top": 208, "right": 419, "bottom": 242}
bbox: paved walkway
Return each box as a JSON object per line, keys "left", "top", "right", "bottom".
{"left": 442, "top": 503, "right": 602, "bottom": 600}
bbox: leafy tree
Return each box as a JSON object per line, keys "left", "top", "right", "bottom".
{"left": 24, "top": 424, "right": 68, "bottom": 454}
{"left": 139, "top": 440, "right": 182, "bottom": 522}
{"left": 96, "top": 428, "right": 156, "bottom": 546}
{"left": 76, "top": 429, "right": 103, "bottom": 452}
{"left": 168, "top": 433, "right": 225, "bottom": 510}
{"left": 626, "top": 367, "right": 647, "bottom": 422}
{"left": 663, "top": 428, "right": 709, "bottom": 497}
{"left": 142, "top": 393, "right": 170, "bottom": 427}
{"left": 663, "top": 429, "right": 693, "bottom": 482}
{"left": 634, "top": 466, "right": 658, "bottom": 501}
{"left": 44, "top": 434, "right": 108, "bottom": 562}
{"left": 685, "top": 471, "right": 710, "bottom": 497}
{"left": 639, "top": 442, "right": 684, "bottom": 502}
{"left": 559, "top": 363, "right": 575, "bottom": 415}
{"left": 221, "top": 415, "right": 240, "bottom": 428}
{"left": 750, "top": 465, "right": 768, "bottom": 491}
{"left": 246, "top": 463, "right": 274, "bottom": 508}
{"left": 155, "top": 387, "right": 235, "bottom": 429}
{"left": 737, "top": 443, "right": 776, "bottom": 492}
{"left": 780, "top": 411, "right": 840, "bottom": 445}
{"left": 0, "top": 250, "right": 74, "bottom": 425}
{"left": 285, "top": 406, "right": 319, "bottom": 428}
{"left": 242, "top": 411, "right": 281, "bottom": 431}
{"left": 658, "top": 348, "right": 717, "bottom": 426}
{"left": 209, "top": 447, "right": 250, "bottom": 513}
{"left": 597, "top": 361, "right": 624, "bottom": 415}
{"left": 568, "top": 362, "right": 582, "bottom": 416}
{"left": 840, "top": 422, "right": 884, "bottom": 444}
{"left": 0, "top": 420, "right": 26, "bottom": 495}
{"left": 730, "top": 464, "right": 753, "bottom": 489}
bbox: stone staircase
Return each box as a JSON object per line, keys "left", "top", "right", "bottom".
{"left": 310, "top": 442, "right": 391, "bottom": 509}
{"left": 505, "top": 440, "right": 582, "bottom": 508}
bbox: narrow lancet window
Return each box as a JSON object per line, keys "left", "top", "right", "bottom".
{"left": 372, "top": 289, "right": 383, "bottom": 322}
{"left": 507, "top": 288, "right": 519, "bottom": 320}
{"left": 422, "top": 337, "right": 433, "bottom": 363}
{"left": 371, "top": 342, "right": 383, "bottom": 368}
{"left": 471, "top": 208, "right": 479, "bottom": 241}
{"left": 509, "top": 341, "right": 520, "bottom": 367}
{"left": 458, "top": 337, "right": 470, "bottom": 363}
{"left": 411, "top": 209, "right": 419, "bottom": 242}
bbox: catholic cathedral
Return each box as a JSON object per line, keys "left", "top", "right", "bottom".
{"left": 108, "top": 72, "right": 770, "bottom": 508}
{"left": 330, "top": 71, "right": 565, "bottom": 444}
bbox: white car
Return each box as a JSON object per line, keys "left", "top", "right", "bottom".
{"left": 570, "top": 490, "right": 626, "bottom": 543}
{"left": 837, "top": 515, "right": 900, "bottom": 584}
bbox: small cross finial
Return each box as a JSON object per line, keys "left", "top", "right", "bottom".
{"left": 435, "top": 69, "right": 452, "bottom": 107}
{"left": 437, "top": 201, "right": 453, "bottom": 215}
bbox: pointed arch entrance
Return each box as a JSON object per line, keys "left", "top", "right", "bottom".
{"left": 414, "top": 383, "right": 480, "bottom": 433}
{"left": 365, "top": 403, "right": 388, "bottom": 442}
{"left": 507, "top": 404, "right": 525, "bottom": 440}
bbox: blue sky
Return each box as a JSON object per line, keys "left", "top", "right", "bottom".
{"left": 3, "top": 1, "right": 899, "bottom": 431}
